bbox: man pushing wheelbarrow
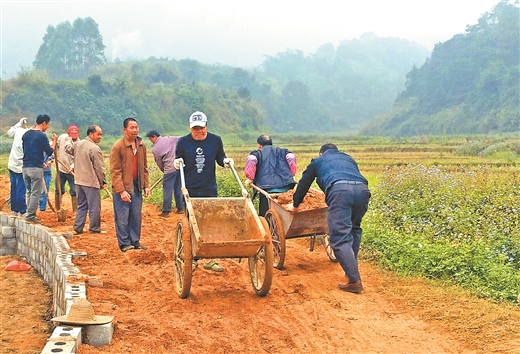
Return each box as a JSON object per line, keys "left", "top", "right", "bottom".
{"left": 287, "top": 143, "right": 371, "bottom": 294}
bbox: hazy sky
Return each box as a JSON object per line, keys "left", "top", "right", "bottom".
{"left": 1, "top": 0, "right": 500, "bottom": 78}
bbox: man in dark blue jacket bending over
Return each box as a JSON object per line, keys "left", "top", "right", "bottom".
{"left": 287, "top": 143, "right": 371, "bottom": 293}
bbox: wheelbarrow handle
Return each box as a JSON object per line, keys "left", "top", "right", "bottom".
{"left": 227, "top": 161, "right": 249, "bottom": 198}
{"left": 249, "top": 183, "right": 272, "bottom": 200}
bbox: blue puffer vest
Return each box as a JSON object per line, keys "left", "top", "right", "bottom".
{"left": 252, "top": 145, "right": 295, "bottom": 189}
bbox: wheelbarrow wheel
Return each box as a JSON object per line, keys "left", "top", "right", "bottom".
{"left": 173, "top": 215, "right": 192, "bottom": 298}
{"left": 265, "top": 209, "right": 285, "bottom": 270}
{"left": 322, "top": 234, "right": 338, "bottom": 262}
{"left": 249, "top": 217, "right": 273, "bottom": 297}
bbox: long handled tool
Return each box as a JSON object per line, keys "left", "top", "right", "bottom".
{"left": 54, "top": 147, "right": 67, "bottom": 222}
{"left": 42, "top": 178, "right": 57, "bottom": 214}
{"left": 0, "top": 197, "right": 10, "bottom": 212}
{"left": 150, "top": 176, "right": 163, "bottom": 192}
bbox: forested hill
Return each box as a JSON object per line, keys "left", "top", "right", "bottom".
{"left": 361, "top": 0, "right": 519, "bottom": 137}
{"left": 1, "top": 19, "right": 427, "bottom": 136}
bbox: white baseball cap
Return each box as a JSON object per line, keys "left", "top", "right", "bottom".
{"left": 189, "top": 111, "right": 207, "bottom": 128}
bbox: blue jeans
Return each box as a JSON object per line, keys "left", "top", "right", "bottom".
{"left": 113, "top": 184, "right": 143, "bottom": 248}
{"left": 22, "top": 167, "right": 43, "bottom": 220}
{"left": 55, "top": 171, "right": 76, "bottom": 197}
{"left": 9, "top": 169, "right": 27, "bottom": 214}
{"left": 162, "top": 171, "right": 183, "bottom": 212}
{"left": 39, "top": 171, "right": 52, "bottom": 211}
{"left": 326, "top": 183, "right": 371, "bottom": 283}
{"left": 74, "top": 185, "right": 101, "bottom": 233}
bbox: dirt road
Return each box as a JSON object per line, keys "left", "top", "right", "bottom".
{"left": 2, "top": 175, "right": 518, "bottom": 353}
{"left": 28, "top": 197, "right": 472, "bottom": 354}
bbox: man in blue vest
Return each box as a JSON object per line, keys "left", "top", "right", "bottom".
{"left": 244, "top": 134, "right": 297, "bottom": 216}
{"left": 287, "top": 143, "right": 371, "bottom": 294}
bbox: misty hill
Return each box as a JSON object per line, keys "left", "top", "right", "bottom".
{"left": 361, "top": 1, "right": 519, "bottom": 136}
{"left": 1, "top": 21, "right": 428, "bottom": 136}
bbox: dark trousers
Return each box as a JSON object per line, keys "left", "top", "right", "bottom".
{"left": 55, "top": 171, "right": 76, "bottom": 196}
{"left": 326, "top": 183, "right": 371, "bottom": 283}
{"left": 162, "top": 171, "right": 183, "bottom": 212}
{"left": 74, "top": 185, "right": 101, "bottom": 233}
{"left": 113, "top": 184, "right": 143, "bottom": 247}
{"left": 9, "top": 169, "right": 27, "bottom": 214}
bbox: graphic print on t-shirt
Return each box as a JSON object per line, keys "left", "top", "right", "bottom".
{"left": 195, "top": 147, "right": 205, "bottom": 173}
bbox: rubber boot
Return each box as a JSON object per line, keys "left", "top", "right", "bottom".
{"left": 55, "top": 194, "right": 61, "bottom": 211}
{"left": 71, "top": 196, "right": 78, "bottom": 212}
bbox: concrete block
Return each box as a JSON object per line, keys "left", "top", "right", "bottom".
{"left": 84, "top": 322, "right": 114, "bottom": 347}
{"left": 0, "top": 248, "right": 16, "bottom": 256}
{"left": 1, "top": 226, "right": 16, "bottom": 238}
{"left": 0, "top": 237, "right": 17, "bottom": 249}
{"left": 41, "top": 340, "right": 77, "bottom": 354}
{"left": 50, "top": 325, "right": 82, "bottom": 347}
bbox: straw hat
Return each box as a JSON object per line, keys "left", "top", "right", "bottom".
{"left": 52, "top": 298, "right": 113, "bottom": 325}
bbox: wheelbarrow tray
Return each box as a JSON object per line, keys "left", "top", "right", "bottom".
{"left": 269, "top": 193, "right": 328, "bottom": 239}
{"left": 187, "top": 197, "right": 268, "bottom": 258}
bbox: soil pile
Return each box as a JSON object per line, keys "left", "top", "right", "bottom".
{"left": 272, "top": 188, "right": 327, "bottom": 211}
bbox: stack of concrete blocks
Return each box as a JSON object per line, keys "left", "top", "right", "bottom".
{"left": 0, "top": 214, "right": 113, "bottom": 353}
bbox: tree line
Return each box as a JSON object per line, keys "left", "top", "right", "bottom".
{"left": 1, "top": 1, "right": 517, "bottom": 137}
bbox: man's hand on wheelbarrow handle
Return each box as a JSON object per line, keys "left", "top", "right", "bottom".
{"left": 174, "top": 158, "right": 184, "bottom": 170}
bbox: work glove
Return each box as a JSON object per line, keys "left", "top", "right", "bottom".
{"left": 223, "top": 158, "right": 234, "bottom": 167}
{"left": 244, "top": 179, "right": 252, "bottom": 187}
{"left": 174, "top": 158, "right": 184, "bottom": 170}
{"left": 19, "top": 117, "right": 28, "bottom": 126}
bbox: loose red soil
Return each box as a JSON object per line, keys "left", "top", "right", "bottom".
{"left": 2, "top": 175, "right": 513, "bottom": 353}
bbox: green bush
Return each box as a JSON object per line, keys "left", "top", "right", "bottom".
{"left": 363, "top": 164, "right": 520, "bottom": 303}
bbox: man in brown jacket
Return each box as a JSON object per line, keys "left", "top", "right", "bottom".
{"left": 67, "top": 125, "right": 106, "bottom": 234}
{"left": 110, "top": 118, "right": 150, "bottom": 252}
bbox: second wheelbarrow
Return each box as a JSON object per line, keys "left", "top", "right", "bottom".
{"left": 250, "top": 183, "right": 337, "bottom": 270}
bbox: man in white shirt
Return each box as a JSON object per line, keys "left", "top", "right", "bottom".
{"left": 7, "top": 117, "right": 29, "bottom": 216}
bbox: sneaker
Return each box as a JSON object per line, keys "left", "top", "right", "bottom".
{"left": 120, "top": 245, "right": 134, "bottom": 252}
{"left": 338, "top": 280, "right": 363, "bottom": 293}
{"left": 176, "top": 209, "right": 185, "bottom": 214}
{"left": 203, "top": 260, "right": 224, "bottom": 272}
{"left": 73, "top": 229, "right": 83, "bottom": 235}
{"left": 132, "top": 242, "right": 148, "bottom": 250}
{"left": 158, "top": 212, "right": 170, "bottom": 218}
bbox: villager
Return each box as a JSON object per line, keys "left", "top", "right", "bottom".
{"left": 174, "top": 111, "right": 233, "bottom": 272}
{"left": 110, "top": 118, "right": 150, "bottom": 252}
{"left": 244, "top": 134, "right": 297, "bottom": 216}
{"left": 67, "top": 125, "right": 106, "bottom": 234}
{"left": 145, "top": 130, "right": 183, "bottom": 217}
{"left": 7, "top": 117, "right": 29, "bottom": 216}
{"left": 55, "top": 125, "right": 80, "bottom": 211}
{"left": 22, "top": 114, "right": 58, "bottom": 224}
{"left": 39, "top": 150, "right": 54, "bottom": 211}
{"left": 287, "top": 143, "right": 371, "bottom": 293}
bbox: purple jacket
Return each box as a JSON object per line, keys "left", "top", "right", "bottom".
{"left": 152, "top": 136, "right": 180, "bottom": 174}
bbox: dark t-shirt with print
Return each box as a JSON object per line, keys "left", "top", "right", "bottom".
{"left": 175, "top": 132, "right": 226, "bottom": 197}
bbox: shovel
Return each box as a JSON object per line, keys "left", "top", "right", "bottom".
{"left": 0, "top": 197, "right": 10, "bottom": 211}
{"left": 42, "top": 178, "right": 58, "bottom": 214}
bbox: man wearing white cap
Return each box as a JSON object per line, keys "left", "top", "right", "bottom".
{"left": 56, "top": 125, "right": 80, "bottom": 211}
{"left": 174, "top": 111, "right": 234, "bottom": 272}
